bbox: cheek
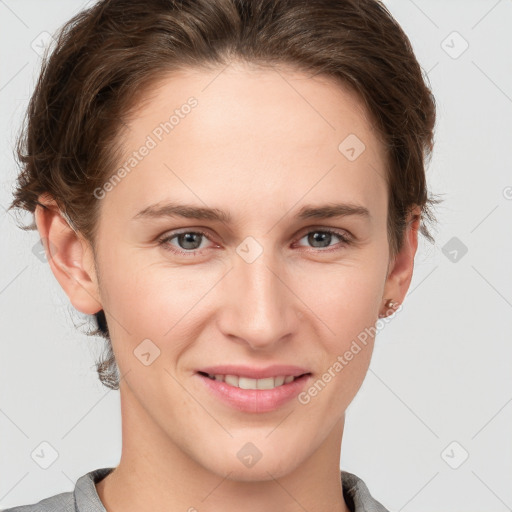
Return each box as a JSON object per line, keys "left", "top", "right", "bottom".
{"left": 302, "top": 257, "right": 386, "bottom": 339}
{"left": 96, "top": 245, "right": 211, "bottom": 363}
{"left": 300, "top": 267, "right": 380, "bottom": 412}
{"left": 97, "top": 239, "right": 184, "bottom": 321}
{"left": 299, "top": 254, "right": 386, "bottom": 397}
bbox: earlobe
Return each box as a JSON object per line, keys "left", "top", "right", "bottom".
{"left": 379, "top": 207, "right": 421, "bottom": 318}
{"left": 34, "top": 195, "right": 102, "bottom": 315}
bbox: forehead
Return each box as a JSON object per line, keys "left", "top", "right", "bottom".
{"left": 102, "top": 62, "right": 388, "bottom": 226}
{"left": 125, "top": 62, "right": 384, "bottom": 153}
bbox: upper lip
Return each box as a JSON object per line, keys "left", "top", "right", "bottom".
{"left": 197, "top": 365, "right": 311, "bottom": 379}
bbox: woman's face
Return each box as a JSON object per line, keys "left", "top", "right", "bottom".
{"left": 61, "top": 62, "right": 416, "bottom": 480}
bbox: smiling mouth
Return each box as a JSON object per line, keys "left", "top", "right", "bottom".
{"left": 197, "top": 371, "right": 310, "bottom": 390}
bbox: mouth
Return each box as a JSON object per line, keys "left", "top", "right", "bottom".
{"left": 195, "top": 370, "right": 312, "bottom": 413}
{"left": 197, "top": 371, "right": 311, "bottom": 390}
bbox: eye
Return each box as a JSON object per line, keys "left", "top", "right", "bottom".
{"left": 295, "top": 228, "right": 352, "bottom": 252}
{"left": 158, "top": 230, "right": 214, "bottom": 256}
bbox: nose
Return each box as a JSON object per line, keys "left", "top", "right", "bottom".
{"left": 216, "top": 250, "right": 298, "bottom": 351}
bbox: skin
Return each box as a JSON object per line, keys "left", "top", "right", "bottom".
{"left": 35, "top": 61, "right": 420, "bottom": 512}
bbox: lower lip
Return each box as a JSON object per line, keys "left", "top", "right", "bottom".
{"left": 196, "top": 372, "right": 311, "bottom": 413}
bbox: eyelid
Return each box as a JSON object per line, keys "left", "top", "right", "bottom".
{"left": 295, "top": 225, "right": 353, "bottom": 241}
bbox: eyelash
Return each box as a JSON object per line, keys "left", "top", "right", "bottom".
{"left": 157, "top": 228, "right": 352, "bottom": 257}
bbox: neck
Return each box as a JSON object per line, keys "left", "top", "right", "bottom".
{"left": 96, "top": 382, "right": 351, "bottom": 512}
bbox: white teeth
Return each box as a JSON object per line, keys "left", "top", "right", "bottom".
{"left": 274, "top": 376, "right": 285, "bottom": 386}
{"left": 239, "top": 377, "right": 258, "bottom": 389}
{"left": 257, "top": 377, "right": 278, "bottom": 389}
{"left": 224, "top": 374, "right": 238, "bottom": 387}
{"left": 206, "top": 373, "right": 301, "bottom": 390}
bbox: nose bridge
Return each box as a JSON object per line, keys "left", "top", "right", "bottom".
{"left": 220, "top": 242, "right": 295, "bottom": 348}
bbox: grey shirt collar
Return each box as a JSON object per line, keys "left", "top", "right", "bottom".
{"left": 71, "top": 467, "right": 390, "bottom": 512}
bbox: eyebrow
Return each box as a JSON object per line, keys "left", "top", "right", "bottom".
{"left": 132, "top": 201, "right": 371, "bottom": 223}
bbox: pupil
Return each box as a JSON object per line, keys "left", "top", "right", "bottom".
{"left": 179, "top": 233, "right": 201, "bottom": 250}
{"left": 309, "top": 231, "right": 330, "bottom": 248}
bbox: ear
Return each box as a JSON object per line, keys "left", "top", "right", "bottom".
{"left": 34, "top": 194, "right": 102, "bottom": 315}
{"left": 380, "top": 206, "right": 421, "bottom": 317}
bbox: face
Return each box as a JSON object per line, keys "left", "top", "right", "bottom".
{"left": 38, "top": 61, "right": 418, "bottom": 482}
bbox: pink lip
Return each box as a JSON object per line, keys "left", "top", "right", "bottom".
{"left": 196, "top": 364, "right": 310, "bottom": 379}
{"left": 196, "top": 372, "right": 312, "bottom": 413}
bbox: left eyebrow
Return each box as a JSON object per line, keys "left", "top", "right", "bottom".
{"left": 296, "top": 203, "right": 371, "bottom": 221}
{"left": 131, "top": 201, "right": 371, "bottom": 223}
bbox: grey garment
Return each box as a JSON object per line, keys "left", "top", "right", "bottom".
{"left": 340, "top": 470, "right": 391, "bottom": 512}
{"left": 2, "top": 467, "right": 391, "bottom": 512}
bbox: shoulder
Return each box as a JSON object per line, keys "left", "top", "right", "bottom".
{"left": 0, "top": 490, "right": 74, "bottom": 512}
{"left": 341, "top": 469, "right": 392, "bottom": 512}
{"left": 1, "top": 467, "right": 115, "bottom": 512}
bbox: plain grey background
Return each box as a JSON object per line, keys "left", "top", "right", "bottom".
{"left": 1, "top": 0, "right": 511, "bottom": 510}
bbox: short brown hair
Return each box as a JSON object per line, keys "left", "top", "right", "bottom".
{"left": 9, "top": 0, "right": 440, "bottom": 390}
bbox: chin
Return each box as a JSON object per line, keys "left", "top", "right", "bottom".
{"left": 223, "top": 463, "right": 291, "bottom": 483}
{"left": 208, "top": 449, "right": 299, "bottom": 483}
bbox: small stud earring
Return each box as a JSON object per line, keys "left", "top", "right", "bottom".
{"left": 378, "top": 299, "right": 400, "bottom": 318}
